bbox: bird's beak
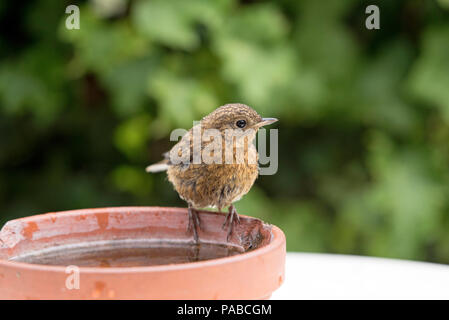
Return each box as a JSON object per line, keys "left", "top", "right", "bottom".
{"left": 256, "top": 117, "right": 278, "bottom": 128}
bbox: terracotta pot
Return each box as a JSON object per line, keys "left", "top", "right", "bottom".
{"left": 0, "top": 207, "right": 285, "bottom": 300}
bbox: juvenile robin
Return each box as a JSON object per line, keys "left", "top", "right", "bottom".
{"left": 146, "top": 103, "right": 277, "bottom": 242}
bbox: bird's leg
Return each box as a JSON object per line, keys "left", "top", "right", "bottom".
{"left": 222, "top": 204, "right": 240, "bottom": 241}
{"left": 187, "top": 204, "right": 201, "bottom": 243}
{"left": 188, "top": 243, "right": 200, "bottom": 262}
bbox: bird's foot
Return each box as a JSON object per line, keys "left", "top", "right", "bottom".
{"left": 222, "top": 204, "right": 240, "bottom": 241}
{"left": 187, "top": 206, "right": 201, "bottom": 243}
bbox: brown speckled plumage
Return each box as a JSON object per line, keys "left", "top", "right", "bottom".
{"left": 146, "top": 103, "right": 277, "bottom": 241}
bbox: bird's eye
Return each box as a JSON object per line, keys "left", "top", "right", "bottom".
{"left": 236, "top": 119, "right": 247, "bottom": 128}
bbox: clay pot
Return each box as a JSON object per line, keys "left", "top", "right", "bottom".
{"left": 0, "top": 207, "right": 285, "bottom": 299}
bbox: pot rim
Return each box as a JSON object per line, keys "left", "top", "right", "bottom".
{"left": 0, "top": 206, "right": 285, "bottom": 274}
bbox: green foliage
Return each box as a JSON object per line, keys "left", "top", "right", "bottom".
{"left": 408, "top": 26, "right": 449, "bottom": 122}
{"left": 1, "top": 0, "right": 449, "bottom": 263}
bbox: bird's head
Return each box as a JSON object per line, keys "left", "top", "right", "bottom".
{"left": 201, "top": 103, "right": 278, "bottom": 133}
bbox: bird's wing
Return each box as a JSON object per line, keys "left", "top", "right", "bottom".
{"left": 146, "top": 126, "right": 196, "bottom": 173}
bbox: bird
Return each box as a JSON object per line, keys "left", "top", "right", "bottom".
{"left": 146, "top": 103, "right": 277, "bottom": 242}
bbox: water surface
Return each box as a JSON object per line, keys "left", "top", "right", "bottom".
{"left": 10, "top": 240, "right": 244, "bottom": 267}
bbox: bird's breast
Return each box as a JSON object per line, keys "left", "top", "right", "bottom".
{"left": 167, "top": 152, "right": 259, "bottom": 209}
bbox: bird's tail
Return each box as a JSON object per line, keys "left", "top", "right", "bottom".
{"left": 145, "top": 159, "right": 169, "bottom": 173}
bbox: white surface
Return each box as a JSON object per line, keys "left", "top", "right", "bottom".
{"left": 271, "top": 252, "right": 449, "bottom": 300}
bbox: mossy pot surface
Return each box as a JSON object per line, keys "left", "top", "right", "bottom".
{"left": 0, "top": 207, "right": 286, "bottom": 299}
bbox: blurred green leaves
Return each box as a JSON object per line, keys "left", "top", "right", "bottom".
{"left": 132, "top": 0, "right": 227, "bottom": 50}
{"left": 60, "top": 9, "right": 148, "bottom": 75}
{"left": 0, "top": 56, "right": 64, "bottom": 124}
{"left": 132, "top": 0, "right": 200, "bottom": 50}
{"left": 111, "top": 165, "right": 152, "bottom": 197}
{"left": 114, "top": 114, "right": 151, "bottom": 160}
{"left": 149, "top": 71, "right": 216, "bottom": 128}
{"left": 366, "top": 132, "right": 445, "bottom": 258}
{"left": 104, "top": 57, "right": 158, "bottom": 117}
{"left": 408, "top": 26, "right": 449, "bottom": 123}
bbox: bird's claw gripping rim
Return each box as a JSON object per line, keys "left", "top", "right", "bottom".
{"left": 187, "top": 206, "right": 201, "bottom": 243}
{"left": 222, "top": 204, "right": 240, "bottom": 241}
